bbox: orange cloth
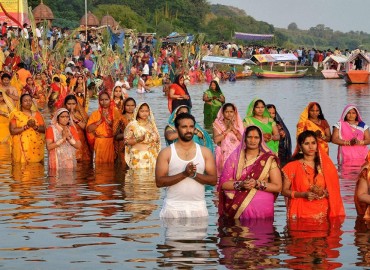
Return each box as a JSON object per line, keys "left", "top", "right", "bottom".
{"left": 87, "top": 107, "right": 121, "bottom": 163}
{"left": 16, "top": 68, "right": 32, "bottom": 87}
{"left": 282, "top": 148, "right": 345, "bottom": 219}
{"left": 168, "top": 83, "right": 186, "bottom": 112}
{"left": 297, "top": 102, "right": 330, "bottom": 153}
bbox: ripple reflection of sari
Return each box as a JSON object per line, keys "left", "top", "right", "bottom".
{"left": 243, "top": 98, "right": 279, "bottom": 153}
{"left": 213, "top": 104, "right": 244, "bottom": 176}
{"left": 335, "top": 104, "right": 369, "bottom": 166}
{"left": 218, "top": 126, "right": 279, "bottom": 220}
{"left": 165, "top": 105, "right": 214, "bottom": 153}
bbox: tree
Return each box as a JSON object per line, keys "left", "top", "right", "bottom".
{"left": 287, "top": 22, "right": 298, "bottom": 30}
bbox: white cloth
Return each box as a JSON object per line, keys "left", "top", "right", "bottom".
{"left": 160, "top": 143, "right": 208, "bottom": 218}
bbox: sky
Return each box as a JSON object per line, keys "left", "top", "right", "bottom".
{"left": 208, "top": 0, "right": 370, "bottom": 34}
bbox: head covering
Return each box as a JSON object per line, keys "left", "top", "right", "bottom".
{"left": 51, "top": 107, "right": 74, "bottom": 127}
{"left": 166, "top": 105, "right": 214, "bottom": 153}
{"left": 244, "top": 98, "right": 270, "bottom": 119}
{"left": 214, "top": 103, "right": 244, "bottom": 135}
{"left": 339, "top": 104, "right": 363, "bottom": 123}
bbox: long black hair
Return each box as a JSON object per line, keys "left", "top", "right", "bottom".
{"left": 293, "top": 130, "right": 320, "bottom": 176}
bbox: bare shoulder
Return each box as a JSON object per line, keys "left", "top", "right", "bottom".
{"left": 199, "top": 145, "right": 214, "bottom": 159}
{"left": 157, "top": 145, "right": 172, "bottom": 160}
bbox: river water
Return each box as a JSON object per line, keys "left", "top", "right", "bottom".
{"left": 0, "top": 78, "right": 370, "bottom": 269}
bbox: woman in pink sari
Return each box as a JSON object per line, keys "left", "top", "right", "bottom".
{"left": 332, "top": 104, "right": 370, "bottom": 166}
{"left": 213, "top": 103, "right": 244, "bottom": 177}
{"left": 218, "top": 125, "right": 282, "bottom": 220}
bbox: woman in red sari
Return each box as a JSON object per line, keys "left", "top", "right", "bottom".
{"left": 218, "top": 125, "right": 282, "bottom": 220}
{"left": 168, "top": 74, "right": 192, "bottom": 113}
{"left": 282, "top": 130, "right": 345, "bottom": 219}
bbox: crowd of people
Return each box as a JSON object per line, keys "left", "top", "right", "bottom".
{"left": 0, "top": 24, "right": 369, "bottom": 232}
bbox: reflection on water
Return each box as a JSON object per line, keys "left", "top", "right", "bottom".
{"left": 0, "top": 79, "right": 370, "bottom": 268}
{"left": 218, "top": 218, "right": 280, "bottom": 269}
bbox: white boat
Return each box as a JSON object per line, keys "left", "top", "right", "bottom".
{"left": 321, "top": 55, "right": 347, "bottom": 79}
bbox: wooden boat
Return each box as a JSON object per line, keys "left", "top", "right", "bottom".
{"left": 343, "top": 52, "right": 370, "bottom": 84}
{"left": 251, "top": 54, "right": 307, "bottom": 78}
{"left": 321, "top": 55, "right": 347, "bottom": 79}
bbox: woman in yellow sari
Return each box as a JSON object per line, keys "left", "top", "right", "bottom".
{"left": 9, "top": 94, "right": 46, "bottom": 163}
{"left": 124, "top": 102, "right": 160, "bottom": 169}
{"left": 0, "top": 90, "right": 15, "bottom": 144}
{"left": 297, "top": 102, "right": 331, "bottom": 153}
{"left": 86, "top": 91, "right": 121, "bottom": 163}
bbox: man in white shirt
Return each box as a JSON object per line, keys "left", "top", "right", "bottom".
{"left": 155, "top": 113, "right": 217, "bottom": 218}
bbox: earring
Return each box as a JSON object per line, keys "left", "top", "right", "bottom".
{"left": 298, "top": 148, "right": 303, "bottom": 154}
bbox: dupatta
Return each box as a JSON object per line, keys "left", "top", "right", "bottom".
{"left": 243, "top": 98, "right": 278, "bottom": 153}
{"left": 165, "top": 105, "right": 214, "bottom": 153}
{"left": 218, "top": 125, "right": 278, "bottom": 219}
{"left": 336, "top": 104, "right": 368, "bottom": 165}
{"left": 297, "top": 102, "right": 329, "bottom": 153}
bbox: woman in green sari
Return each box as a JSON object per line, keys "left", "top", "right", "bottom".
{"left": 243, "top": 98, "right": 280, "bottom": 153}
{"left": 203, "top": 80, "right": 225, "bottom": 129}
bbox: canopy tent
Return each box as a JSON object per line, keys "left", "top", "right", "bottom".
{"left": 234, "top": 32, "right": 274, "bottom": 41}
{"left": 251, "top": 54, "right": 298, "bottom": 63}
{"left": 202, "top": 56, "right": 255, "bottom": 65}
{"left": 162, "top": 32, "right": 193, "bottom": 44}
{"left": 323, "top": 55, "right": 348, "bottom": 64}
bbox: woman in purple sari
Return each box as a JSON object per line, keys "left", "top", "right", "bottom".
{"left": 218, "top": 125, "right": 282, "bottom": 220}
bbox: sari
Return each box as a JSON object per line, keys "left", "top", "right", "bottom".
{"left": 243, "top": 98, "right": 279, "bottom": 153}
{"left": 113, "top": 112, "right": 129, "bottom": 167}
{"left": 282, "top": 147, "right": 345, "bottom": 219}
{"left": 213, "top": 104, "right": 244, "bottom": 177}
{"left": 203, "top": 81, "right": 224, "bottom": 128}
{"left": 10, "top": 110, "right": 45, "bottom": 163}
{"left": 335, "top": 104, "right": 369, "bottom": 165}
{"left": 267, "top": 104, "right": 292, "bottom": 165}
{"left": 86, "top": 99, "right": 121, "bottom": 163}
{"left": 0, "top": 91, "right": 15, "bottom": 144}
{"left": 167, "top": 80, "right": 192, "bottom": 113}
{"left": 124, "top": 103, "right": 160, "bottom": 169}
{"left": 296, "top": 102, "right": 330, "bottom": 153}
{"left": 218, "top": 126, "right": 279, "bottom": 220}
{"left": 165, "top": 105, "right": 214, "bottom": 153}
{"left": 354, "top": 152, "right": 370, "bottom": 219}
{"left": 46, "top": 108, "right": 80, "bottom": 169}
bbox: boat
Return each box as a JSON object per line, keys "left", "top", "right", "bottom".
{"left": 321, "top": 55, "right": 347, "bottom": 79}
{"left": 342, "top": 52, "right": 370, "bottom": 84}
{"left": 250, "top": 54, "right": 307, "bottom": 78}
{"left": 201, "top": 55, "right": 255, "bottom": 81}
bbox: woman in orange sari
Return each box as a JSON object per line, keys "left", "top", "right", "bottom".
{"left": 168, "top": 74, "right": 192, "bottom": 113}
{"left": 9, "top": 94, "right": 46, "bottom": 163}
{"left": 86, "top": 92, "right": 121, "bottom": 163}
{"left": 0, "top": 90, "right": 14, "bottom": 144}
{"left": 355, "top": 151, "right": 370, "bottom": 220}
{"left": 64, "top": 94, "right": 92, "bottom": 163}
{"left": 282, "top": 130, "right": 345, "bottom": 219}
{"left": 296, "top": 102, "right": 331, "bottom": 153}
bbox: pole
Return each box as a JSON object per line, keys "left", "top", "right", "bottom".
{"left": 85, "top": 0, "right": 87, "bottom": 39}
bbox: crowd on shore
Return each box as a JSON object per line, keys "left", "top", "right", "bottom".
{"left": 0, "top": 24, "right": 369, "bottom": 229}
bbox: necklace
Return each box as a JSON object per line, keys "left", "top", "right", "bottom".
{"left": 244, "top": 150, "right": 260, "bottom": 167}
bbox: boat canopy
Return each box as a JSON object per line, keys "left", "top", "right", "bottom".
{"left": 234, "top": 32, "right": 274, "bottom": 41}
{"left": 346, "top": 52, "right": 370, "bottom": 64}
{"left": 323, "top": 55, "right": 348, "bottom": 64}
{"left": 251, "top": 54, "right": 298, "bottom": 63}
{"left": 202, "top": 56, "right": 255, "bottom": 65}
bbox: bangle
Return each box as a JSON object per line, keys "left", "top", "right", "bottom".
{"left": 259, "top": 181, "right": 267, "bottom": 191}
{"left": 56, "top": 139, "right": 64, "bottom": 146}
{"left": 34, "top": 125, "right": 39, "bottom": 131}
{"left": 69, "top": 138, "right": 76, "bottom": 145}
{"left": 291, "top": 191, "right": 296, "bottom": 199}
{"left": 190, "top": 171, "right": 197, "bottom": 179}
{"left": 344, "top": 140, "right": 350, "bottom": 146}
{"left": 360, "top": 140, "right": 365, "bottom": 145}
{"left": 233, "top": 181, "right": 245, "bottom": 191}
{"left": 23, "top": 125, "right": 28, "bottom": 131}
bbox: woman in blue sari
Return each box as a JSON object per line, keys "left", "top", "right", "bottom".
{"left": 164, "top": 105, "right": 214, "bottom": 153}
